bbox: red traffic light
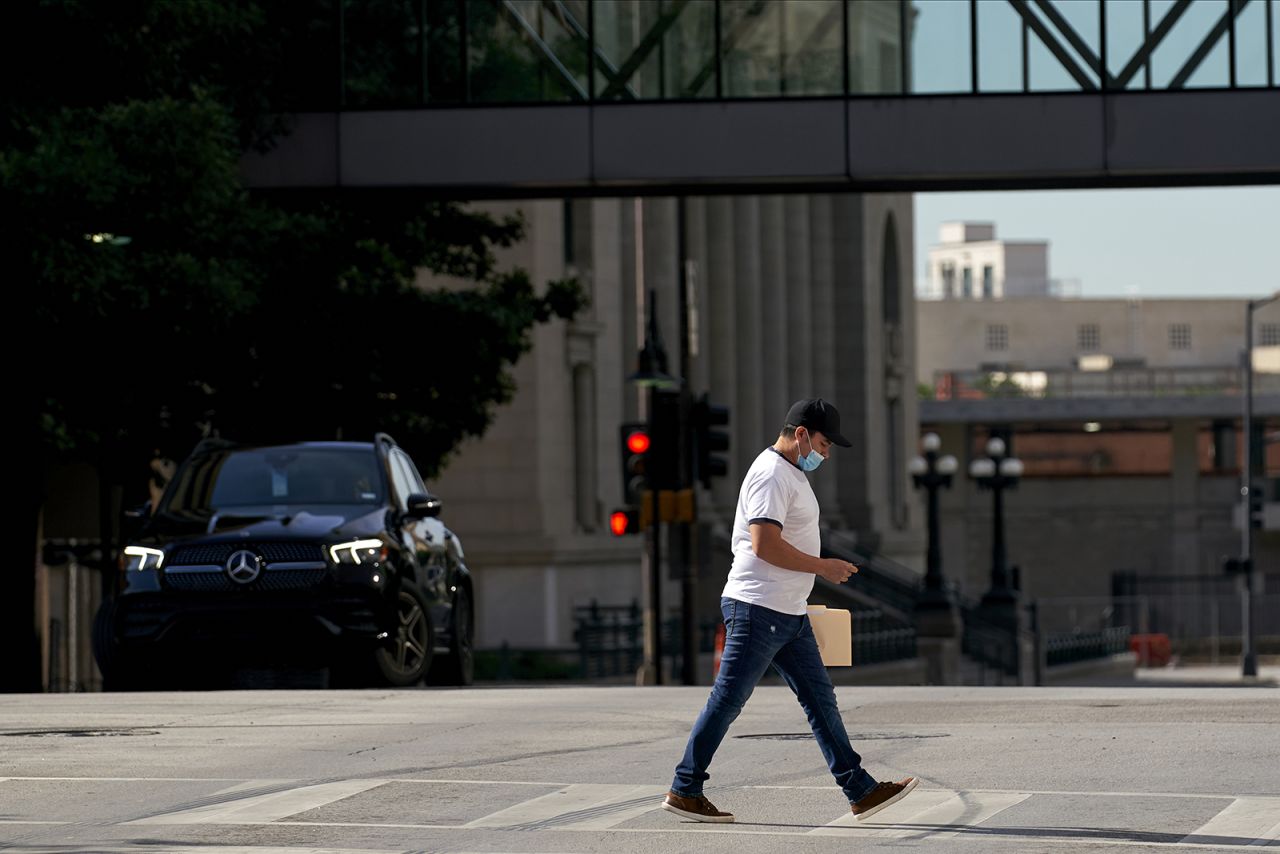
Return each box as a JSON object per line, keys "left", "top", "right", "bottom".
{"left": 609, "top": 510, "right": 631, "bottom": 537}
{"left": 626, "top": 430, "right": 651, "bottom": 454}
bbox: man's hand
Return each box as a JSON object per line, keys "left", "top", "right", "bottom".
{"left": 818, "top": 558, "right": 858, "bottom": 584}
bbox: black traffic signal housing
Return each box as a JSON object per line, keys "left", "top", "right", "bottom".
{"left": 693, "top": 393, "right": 730, "bottom": 489}
{"left": 647, "top": 389, "right": 682, "bottom": 491}
{"left": 619, "top": 422, "right": 650, "bottom": 507}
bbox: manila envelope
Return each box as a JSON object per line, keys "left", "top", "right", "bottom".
{"left": 806, "top": 605, "right": 852, "bottom": 666}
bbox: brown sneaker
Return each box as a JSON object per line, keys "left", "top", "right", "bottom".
{"left": 850, "top": 777, "right": 919, "bottom": 821}
{"left": 662, "top": 791, "right": 734, "bottom": 823}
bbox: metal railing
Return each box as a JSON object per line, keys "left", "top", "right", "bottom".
{"left": 1036, "top": 589, "right": 1280, "bottom": 664}
{"left": 932, "top": 365, "right": 1280, "bottom": 400}
{"left": 1044, "top": 625, "right": 1130, "bottom": 666}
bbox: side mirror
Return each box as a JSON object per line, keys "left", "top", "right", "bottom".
{"left": 406, "top": 493, "right": 442, "bottom": 519}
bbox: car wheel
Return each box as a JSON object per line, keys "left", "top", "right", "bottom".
{"left": 374, "top": 582, "right": 434, "bottom": 687}
{"left": 429, "top": 589, "right": 474, "bottom": 687}
{"left": 93, "top": 598, "right": 144, "bottom": 691}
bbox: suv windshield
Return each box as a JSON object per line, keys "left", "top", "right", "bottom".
{"left": 161, "top": 447, "right": 385, "bottom": 513}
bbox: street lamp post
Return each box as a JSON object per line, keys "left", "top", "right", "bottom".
{"left": 628, "top": 288, "right": 679, "bottom": 686}
{"left": 969, "top": 435, "right": 1024, "bottom": 611}
{"left": 1240, "top": 292, "right": 1278, "bottom": 678}
{"left": 910, "top": 433, "right": 958, "bottom": 610}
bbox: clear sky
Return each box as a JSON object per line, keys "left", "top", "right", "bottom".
{"left": 914, "top": 186, "right": 1280, "bottom": 299}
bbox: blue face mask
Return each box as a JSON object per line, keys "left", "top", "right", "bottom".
{"left": 797, "top": 430, "right": 824, "bottom": 471}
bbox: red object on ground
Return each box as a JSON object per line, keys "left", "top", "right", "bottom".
{"left": 1129, "top": 633, "right": 1172, "bottom": 667}
{"left": 713, "top": 623, "right": 726, "bottom": 677}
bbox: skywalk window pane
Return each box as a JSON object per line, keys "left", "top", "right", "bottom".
{"left": 781, "top": 0, "right": 843, "bottom": 95}
{"left": 593, "top": 0, "right": 716, "bottom": 100}
{"left": 849, "top": 0, "right": 903, "bottom": 94}
{"left": 1026, "top": 0, "right": 1101, "bottom": 91}
{"left": 978, "top": 0, "right": 1024, "bottom": 92}
{"left": 1151, "top": 0, "right": 1230, "bottom": 89}
{"left": 908, "top": 0, "right": 972, "bottom": 93}
{"left": 722, "top": 0, "right": 784, "bottom": 96}
{"left": 1105, "top": 0, "right": 1146, "bottom": 90}
{"left": 271, "top": 0, "right": 341, "bottom": 110}
{"left": 1233, "top": 0, "right": 1270, "bottom": 87}
{"left": 467, "top": 0, "right": 588, "bottom": 102}
{"left": 425, "top": 0, "right": 465, "bottom": 102}
{"left": 1105, "top": 0, "right": 1149, "bottom": 90}
{"left": 343, "top": 0, "right": 425, "bottom": 107}
{"left": 1273, "top": 0, "right": 1280, "bottom": 85}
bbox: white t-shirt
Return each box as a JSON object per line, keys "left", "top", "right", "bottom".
{"left": 721, "top": 447, "right": 821, "bottom": 615}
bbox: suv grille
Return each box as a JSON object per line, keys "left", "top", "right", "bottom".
{"left": 168, "top": 542, "right": 324, "bottom": 566}
{"left": 165, "top": 567, "right": 327, "bottom": 593}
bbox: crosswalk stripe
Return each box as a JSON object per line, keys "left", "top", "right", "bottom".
{"left": 3, "top": 848, "right": 403, "bottom": 854}
{"left": 127, "top": 779, "right": 387, "bottom": 825}
{"left": 1182, "top": 798, "right": 1280, "bottom": 847}
{"left": 809, "top": 789, "right": 1030, "bottom": 838}
{"left": 463, "top": 783, "right": 668, "bottom": 830}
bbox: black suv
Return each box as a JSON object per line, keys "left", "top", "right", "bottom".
{"left": 93, "top": 434, "right": 474, "bottom": 689}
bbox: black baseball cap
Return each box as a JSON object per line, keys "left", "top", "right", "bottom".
{"left": 785, "top": 399, "right": 852, "bottom": 447}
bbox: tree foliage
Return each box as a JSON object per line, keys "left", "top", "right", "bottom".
{"left": 8, "top": 0, "right": 585, "bottom": 480}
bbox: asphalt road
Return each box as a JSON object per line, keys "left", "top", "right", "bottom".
{"left": 1, "top": 684, "right": 1277, "bottom": 853}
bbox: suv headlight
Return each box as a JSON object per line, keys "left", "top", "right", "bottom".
{"left": 120, "top": 545, "right": 165, "bottom": 571}
{"left": 329, "top": 539, "right": 387, "bottom": 566}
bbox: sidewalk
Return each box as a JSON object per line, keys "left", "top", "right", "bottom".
{"left": 1133, "top": 663, "right": 1280, "bottom": 687}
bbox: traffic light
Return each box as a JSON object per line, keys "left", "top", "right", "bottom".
{"left": 619, "top": 423, "right": 649, "bottom": 507}
{"left": 609, "top": 508, "right": 639, "bottom": 537}
{"left": 693, "top": 393, "right": 730, "bottom": 489}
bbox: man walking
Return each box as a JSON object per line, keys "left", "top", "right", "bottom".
{"left": 663, "top": 399, "right": 918, "bottom": 824}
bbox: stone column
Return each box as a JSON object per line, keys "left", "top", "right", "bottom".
{"left": 732, "top": 196, "right": 764, "bottom": 475}
{"left": 832, "top": 194, "right": 870, "bottom": 535}
{"left": 706, "top": 197, "right": 738, "bottom": 515}
{"left": 808, "top": 195, "right": 841, "bottom": 516}
{"left": 758, "top": 196, "right": 788, "bottom": 430}
{"left": 784, "top": 196, "right": 812, "bottom": 408}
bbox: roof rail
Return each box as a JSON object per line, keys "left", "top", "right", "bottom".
{"left": 190, "top": 437, "right": 237, "bottom": 456}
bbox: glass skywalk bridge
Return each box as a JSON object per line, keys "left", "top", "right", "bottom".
{"left": 243, "top": 0, "right": 1280, "bottom": 194}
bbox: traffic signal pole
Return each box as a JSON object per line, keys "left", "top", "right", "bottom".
{"left": 648, "top": 388, "right": 664, "bottom": 686}
{"left": 677, "top": 197, "right": 697, "bottom": 687}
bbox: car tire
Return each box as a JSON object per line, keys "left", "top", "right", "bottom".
{"left": 373, "top": 582, "right": 434, "bottom": 687}
{"left": 429, "top": 588, "right": 474, "bottom": 687}
{"left": 92, "top": 598, "right": 143, "bottom": 691}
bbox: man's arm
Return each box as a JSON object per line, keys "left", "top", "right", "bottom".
{"left": 750, "top": 522, "right": 858, "bottom": 584}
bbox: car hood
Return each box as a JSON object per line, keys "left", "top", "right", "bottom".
{"left": 140, "top": 505, "right": 386, "bottom": 546}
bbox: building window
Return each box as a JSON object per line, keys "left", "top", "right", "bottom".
{"left": 1262, "top": 323, "right": 1280, "bottom": 347}
{"left": 939, "top": 261, "right": 956, "bottom": 298}
{"left": 981, "top": 265, "right": 994, "bottom": 298}
{"left": 1168, "top": 323, "right": 1191, "bottom": 350}
{"left": 1077, "top": 323, "right": 1100, "bottom": 352}
{"left": 986, "top": 324, "right": 1009, "bottom": 351}
{"left": 962, "top": 267, "right": 973, "bottom": 298}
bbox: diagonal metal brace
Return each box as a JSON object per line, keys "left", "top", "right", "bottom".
{"left": 1031, "top": 0, "right": 1108, "bottom": 85}
{"left": 1007, "top": 0, "right": 1098, "bottom": 91}
{"left": 500, "top": 0, "right": 589, "bottom": 99}
{"left": 598, "top": 0, "right": 694, "bottom": 100}
{"left": 542, "top": 0, "right": 639, "bottom": 99}
{"left": 1168, "top": 0, "right": 1252, "bottom": 89}
{"left": 1112, "top": 0, "right": 1193, "bottom": 88}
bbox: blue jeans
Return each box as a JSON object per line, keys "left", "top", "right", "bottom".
{"left": 671, "top": 597, "right": 877, "bottom": 804}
